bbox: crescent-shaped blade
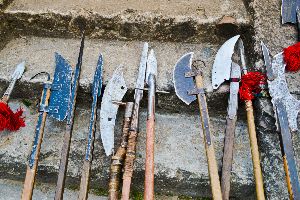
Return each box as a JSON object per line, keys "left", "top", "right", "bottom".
{"left": 173, "top": 52, "right": 195, "bottom": 105}
{"left": 212, "top": 35, "right": 240, "bottom": 89}
{"left": 100, "top": 65, "right": 128, "bottom": 156}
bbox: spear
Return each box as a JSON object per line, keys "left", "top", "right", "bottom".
{"left": 55, "top": 33, "right": 85, "bottom": 200}
{"left": 121, "top": 42, "right": 148, "bottom": 200}
{"left": 144, "top": 49, "right": 157, "bottom": 200}
{"left": 78, "top": 54, "right": 103, "bottom": 200}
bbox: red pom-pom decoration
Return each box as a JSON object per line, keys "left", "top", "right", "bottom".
{"left": 0, "top": 101, "right": 25, "bottom": 132}
{"left": 239, "top": 72, "right": 266, "bottom": 101}
{"left": 283, "top": 42, "right": 300, "bottom": 72}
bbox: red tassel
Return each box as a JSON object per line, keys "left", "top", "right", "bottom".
{"left": 283, "top": 42, "right": 300, "bottom": 72}
{"left": 0, "top": 102, "right": 25, "bottom": 132}
{"left": 239, "top": 72, "right": 266, "bottom": 101}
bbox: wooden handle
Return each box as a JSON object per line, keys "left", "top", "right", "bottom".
{"left": 283, "top": 155, "right": 293, "bottom": 200}
{"left": 78, "top": 161, "right": 91, "bottom": 200}
{"left": 108, "top": 115, "right": 131, "bottom": 200}
{"left": 221, "top": 116, "right": 237, "bottom": 200}
{"left": 121, "top": 129, "right": 138, "bottom": 200}
{"left": 245, "top": 100, "right": 265, "bottom": 200}
{"left": 194, "top": 74, "right": 222, "bottom": 200}
{"left": 21, "top": 88, "right": 51, "bottom": 200}
{"left": 55, "top": 125, "right": 73, "bottom": 200}
{"left": 1, "top": 95, "right": 9, "bottom": 103}
{"left": 144, "top": 114, "right": 155, "bottom": 200}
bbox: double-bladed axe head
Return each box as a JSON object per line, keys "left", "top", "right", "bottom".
{"left": 212, "top": 35, "right": 240, "bottom": 90}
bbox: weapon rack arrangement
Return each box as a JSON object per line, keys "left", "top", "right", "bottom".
{"left": 1, "top": 1, "right": 300, "bottom": 200}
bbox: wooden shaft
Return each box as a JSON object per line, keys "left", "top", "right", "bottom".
{"left": 108, "top": 111, "right": 132, "bottom": 200}
{"left": 54, "top": 124, "right": 74, "bottom": 200}
{"left": 144, "top": 113, "right": 155, "bottom": 200}
{"left": 1, "top": 95, "right": 9, "bottom": 103}
{"left": 194, "top": 74, "right": 222, "bottom": 200}
{"left": 283, "top": 155, "right": 293, "bottom": 200}
{"left": 245, "top": 100, "right": 265, "bottom": 200}
{"left": 21, "top": 87, "right": 51, "bottom": 200}
{"left": 221, "top": 116, "right": 237, "bottom": 200}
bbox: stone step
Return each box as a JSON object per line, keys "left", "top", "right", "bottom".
{"left": 0, "top": 36, "right": 241, "bottom": 116}
{"left": 2, "top": 0, "right": 250, "bottom": 43}
{"left": 0, "top": 100, "right": 254, "bottom": 198}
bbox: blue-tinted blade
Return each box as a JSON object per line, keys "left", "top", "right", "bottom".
{"left": 92, "top": 54, "right": 103, "bottom": 97}
{"left": 173, "top": 52, "right": 196, "bottom": 105}
{"left": 282, "top": 0, "right": 297, "bottom": 24}
{"left": 48, "top": 53, "right": 73, "bottom": 121}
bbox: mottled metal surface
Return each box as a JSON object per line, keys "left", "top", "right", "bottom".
{"left": 3, "top": 61, "right": 25, "bottom": 98}
{"left": 281, "top": 0, "right": 297, "bottom": 24}
{"left": 47, "top": 53, "right": 72, "bottom": 121}
{"left": 85, "top": 54, "right": 103, "bottom": 161}
{"left": 135, "top": 42, "right": 148, "bottom": 91}
{"left": 146, "top": 49, "right": 157, "bottom": 85}
{"left": 276, "top": 100, "right": 300, "bottom": 199}
{"left": 146, "top": 49, "right": 157, "bottom": 118}
{"left": 267, "top": 52, "right": 300, "bottom": 131}
{"left": 100, "top": 65, "right": 127, "bottom": 156}
{"left": 173, "top": 52, "right": 195, "bottom": 105}
{"left": 212, "top": 35, "right": 240, "bottom": 89}
{"left": 261, "top": 42, "right": 276, "bottom": 81}
{"left": 228, "top": 62, "right": 241, "bottom": 119}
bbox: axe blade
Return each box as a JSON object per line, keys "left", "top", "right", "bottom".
{"left": 100, "top": 65, "right": 128, "bottom": 156}
{"left": 173, "top": 52, "right": 196, "bottom": 105}
{"left": 212, "top": 35, "right": 240, "bottom": 90}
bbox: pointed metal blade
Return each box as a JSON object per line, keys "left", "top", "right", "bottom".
{"left": 212, "top": 35, "right": 240, "bottom": 89}
{"left": 261, "top": 42, "right": 276, "bottom": 80}
{"left": 227, "top": 62, "right": 241, "bottom": 119}
{"left": 92, "top": 54, "right": 103, "bottom": 97}
{"left": 48, "top": 53, "right": 73, "bottom": 121}
{"left": 173, "top": 52, "right": 195, "bottom": 105}
{"left": 282, "top": 0, "right": 297, "bottom": 24}
{"left": 146, "top": 49, "right": 157, "bottom": 84}
{"left": 11, "top": 61, "right": 25, "bottom": 80}
{"left": 135, "top": 42, "right": 148, "bottom": 92}
{"left": 100, "top": 65, "right": 128, "bottom": 156}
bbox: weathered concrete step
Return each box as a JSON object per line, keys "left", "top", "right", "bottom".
{"left": 3, "top": 0, "right": 250, "bottom": 43}
{"left": 0, "top": 36, "right": 238, "bottom": 116}
{"left": 0, "top": 179, "right": 106, "bottom": 200}
{"left": 0, "top": 100, "right": 254, "bottom": 199}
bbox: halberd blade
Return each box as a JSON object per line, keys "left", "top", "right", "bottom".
{"left": 146, "top": 49, "right": 157, "bottom": 84}
{"left": 227, "top": 62, "right": 241, "bottom": 119}
{"left": 135, "top": 42, "right": 149, "bottom": 91}
{"left": 48, "top": 53, "right": 73, "bottom": 121}
{"left": 12, "top": 61, "right": 25, "bottom": 80}
{"left": 261, "top": 42, "right": 276, "bottom": 80}
{"left": 282, "top": 0, "right": 297, "bottom": 24}
{"left": 100, "top": 65, "right": 128, "bottom": 156}
{"left": 173, "top": 52, "right": 195, "bottom": 105}
{"left": 212, "top": 35, "right": 240, "bottom": 89}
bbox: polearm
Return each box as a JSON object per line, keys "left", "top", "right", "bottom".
{"left": 55, "top": 33, "right": 85, "bottom": 200}
{"left": 78, "top": 54, "right": 103, "bottom": 200}
{"left": 144, "top": 49, "right": 157, "bottom": 200}
{"left": 108, "top": 102, "right": 133, "bottom": 200}
{"left": 239, "top": 40, "right": 265, "bottom": 200}
{"left": 121, "top": 42, "right": 148, "bottom": 200}
{"left": 1, "top": 62, "right": 25, "bottom": 103}
{"left": 21, "top": 54, "right": 73, "bottom": 200}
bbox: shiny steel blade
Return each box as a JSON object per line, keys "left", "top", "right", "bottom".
{"left": 173, "top": 52, "right": 195, "bottom": 105}
{"left": 227, "top": 62, "right": 241, "bottom": 119}
{"left": 212, "top": 35, "right": 240, "bottom": 89}
{"left": 146, "top": 49, "right": 157, "bottom": 84}
{"left": 12, "top": 61, "right": 25, "bottom": 80}
{"left": 100, "top": 65, "right": 128, "bottom": 156}
{"left": 135, "top": 42, "right": 149, "bottom": 92}
{"left": 261, "top": 42, "right": 276, "bottom": 80}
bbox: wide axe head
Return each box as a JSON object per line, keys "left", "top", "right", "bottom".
{"left": 212, "top": 35, "right": 240, "bottom": 90}
{"left": 100, "top": 65, "right": 128, "bottom": 156}
{"left": 173, "top": 52, "right": 196, "bottom": 105}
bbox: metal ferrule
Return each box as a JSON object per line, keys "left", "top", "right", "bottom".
{"left": 147, "top": 74, "right": 156, "bottom": 119}
{"left": 125, "top": 102, "right": 134, "bottom": 118}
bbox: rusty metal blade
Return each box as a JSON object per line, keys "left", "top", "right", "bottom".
{"left": 173, "top": 52, "right": 195, "bottom": 105}
{"left": 212, "top": 35, "right": 240, "bottom": 89}
{"left": 100, "top": 65, "right": 128, "bottom": 156}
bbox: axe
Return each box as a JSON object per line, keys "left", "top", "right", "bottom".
{"left": 212, "top": 35, "right": 241, "bottom": 200}
{"left": 173, "top": 53, "right": 222, "bottom": 199}
{"left": 22, "top": 53, "right": 73, "bottom": 200}
{"left": 78, "top": 54, "right": 103, "bottom": 200}
{"left": 262, "top": 42, "right": 300, "bottom": 199}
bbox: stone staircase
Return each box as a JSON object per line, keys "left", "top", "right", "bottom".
{"left": 0, "top": 0, "right": 299, "bottom": 199}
